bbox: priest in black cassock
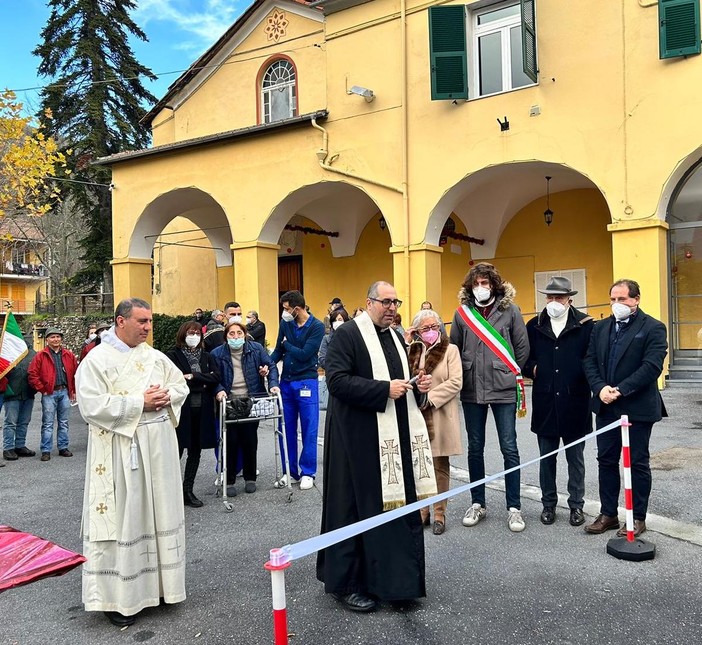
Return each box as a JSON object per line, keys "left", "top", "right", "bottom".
{"left": 316, "top": 281, "right": 437, "bottom": 613}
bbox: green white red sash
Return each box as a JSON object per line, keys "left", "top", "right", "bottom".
{"left": 456, "top": 304, "right": 527, "bottom": 417}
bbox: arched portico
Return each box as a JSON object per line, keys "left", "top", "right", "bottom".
{"left": 113, "top": 187, "right": 233, "bottom": 313}
{"left": 664, "top": 151, "right": 702, "bottom": 377}
{"left": 423, "top": 161, "right": 612, "bottom": 324}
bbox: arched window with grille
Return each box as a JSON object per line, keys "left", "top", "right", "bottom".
{"left": 261, "top": 59, "right": 297, "bottom": 124}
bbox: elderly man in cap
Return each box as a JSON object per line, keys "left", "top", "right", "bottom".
{"left": 28, "top": 327, "right": 78, "bottom": 461}
{"left": 523, "top": 277, "right": 594, "bottom": 526}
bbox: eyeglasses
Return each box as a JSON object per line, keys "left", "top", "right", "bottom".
{"left": 417, "top": 324, "right": 440, "bottom": 333}
{"left": 369, "top": 297, "right": 402, "bottom": 309}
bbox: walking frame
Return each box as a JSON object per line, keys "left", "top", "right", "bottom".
{"left": 216, "top": 391, "right": 293, "bottom": 511}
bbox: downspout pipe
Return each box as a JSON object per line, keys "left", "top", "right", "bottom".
{"left": 311, "top": 118, "right": 402, "bottom": 194}
{"left": 400, "top": 0, "right": 410, "bottom": 308}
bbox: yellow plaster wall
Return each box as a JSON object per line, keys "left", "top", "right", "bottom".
{"left": 299, "top": 216, "right": 393, "bottom": 320}
{"left": 154, "top": 12, "right": 325, "bottom": 144}
{"left": 440, "top": 217, "right": 474, "bottom": 323}
{"left": 495, "top": 188, "right": 613, "bottom": 319}
{"left": 151, "top": 217, "right": 218, "bottom": 315}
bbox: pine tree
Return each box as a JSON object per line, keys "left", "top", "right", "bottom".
{"left": 34, "top": 0, "right": 157, "bottom": 293}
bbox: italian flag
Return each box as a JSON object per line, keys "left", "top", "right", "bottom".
{"left": 0, "top": 311, "right": 28, "bottom": 379}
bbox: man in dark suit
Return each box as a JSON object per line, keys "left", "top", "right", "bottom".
{"left": 582, "top": 279, "right": 667, "bottom": 537}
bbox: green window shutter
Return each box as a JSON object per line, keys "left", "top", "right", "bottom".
{"left": 659, "top": 0, "right": 701, "bottom": 59}
{"left": 521, "top": 0, "right": 538, "bottom": 82}
{"left": 429, "top": 6, "right": 468, "bottom": 100}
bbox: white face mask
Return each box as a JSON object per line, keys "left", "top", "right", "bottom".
{"left": 281, "top": 311, "right": 294, "bottom": 323}
{"left": 546, "top": 301, "right": 567, "bottom": 319}
{"left": 332, "top": 320, "right": 344, "bottom": 330}
{"left": 245, "top": 317, "right": 253, "bottom": 326}
{"left": 185, "top": 335, "right": 200, "bottom": 348}
{"left": 229, "top": 315, "right": 242, "bottom": 324}
{"left": 472, "top": 286, "right": 491, "bottom": 303}
{"left": 88, "top": 333, "right": 97, "bottom": 341}
{"left": 611, "top": 302, "right": 632, "bottom": 321}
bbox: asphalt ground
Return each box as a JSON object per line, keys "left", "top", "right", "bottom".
{"left": 1, "top": 385, "right": 702, "bottom": 645}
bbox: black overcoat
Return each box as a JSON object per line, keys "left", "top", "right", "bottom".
{"left": 583, "top": 309, "right": 667, "bottom": 422}
{"left": 315, "top": 319, "right": 425, "bottom": 601}
{"left": 523, "top": 307, "right": 594, "bottom": 441}
{"left": 166, "top": 348, "right": 221, "bottom": 451}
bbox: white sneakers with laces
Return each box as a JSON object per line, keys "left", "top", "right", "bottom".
{"left": 507, "top": 507, "right": 526, "bottom": 532}
{"left": 462, "top": 503, "right": 487, "bottom": 527}
{"left": 300, "top": 475, "right": 315, "bottom": 490}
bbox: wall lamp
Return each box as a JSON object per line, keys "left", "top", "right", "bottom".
{"left": 348, "top": 85, "right": 375, "bottom": 103}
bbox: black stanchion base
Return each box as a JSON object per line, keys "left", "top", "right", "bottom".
{"left": 606, "top": 537, "right": 656, "bottom": 561}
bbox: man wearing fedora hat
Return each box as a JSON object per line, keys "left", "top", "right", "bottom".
{"left": 523, "top": 276, "right": 594, "bottom": 527}
{"left": 28, "top": 327, "right": 78, "bottom": 461}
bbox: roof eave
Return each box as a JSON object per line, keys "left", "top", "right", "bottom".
{"left": 96, "top": 110, "right": 329, "bottom": 167}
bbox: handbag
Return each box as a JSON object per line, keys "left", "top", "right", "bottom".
{"left": 225, "top": 396, "right": 254, "bottom": 420}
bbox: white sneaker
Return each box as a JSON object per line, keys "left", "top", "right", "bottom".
{"left": 274, "top": 474, "right": 299, "bottom": 488}
{"left": 462, "top": 503, "right": 487, "bottom": 527}
{"left": 508, "top": 507, "right": 526, "bottom": 532}
{"left": 300, "top": 475, "right": 314, "bottom": 490}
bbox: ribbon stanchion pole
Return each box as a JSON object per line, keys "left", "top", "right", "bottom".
{"left": 265, "top": 548, "right": 291, "bottom": 645}
{"left": 607, "top": 415, "right": 656, "bottom": 561}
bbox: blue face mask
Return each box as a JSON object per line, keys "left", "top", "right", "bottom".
{"left": 227, "top": 338, "right": 245, "bottom": 350}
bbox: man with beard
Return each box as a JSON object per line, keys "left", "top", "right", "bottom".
{"left": 317, "top": 281, "right": 436, "bottom": 612}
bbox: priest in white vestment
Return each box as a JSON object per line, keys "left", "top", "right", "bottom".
{"left": 76, "top": 298, "right": 190, "bottom": 627}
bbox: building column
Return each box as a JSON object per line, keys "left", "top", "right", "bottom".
{"left": 216, "top": 264, "right": 236, "bottom": 309}
{"left": 608, "top": 219, "right": 669, "bottom": 384}
{"left": 390, "top": 243, "right": 443, "bottom": 317}
{"left": 608, "top": 219, "right": 669, "bottom": 323}
{"left": 110, "top": 258, "right": 153, "bottom": 306}
{"left": 231, "top": 241, "right": 280, "bottom": 337}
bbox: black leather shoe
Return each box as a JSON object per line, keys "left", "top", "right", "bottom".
{"left": 58, "top": 449, "right": 73, "bottom": 457}
{"left": 540, "top": 506, "right": 556, "bottom": 525}
{"left": 104, "top": 611, "right": 136, "bottom": 627}
{"left": 569, "top": 508, "right": 585, "bottom": 526}
{"left": 183, "top": 490, "right": 204, "bottom": 507}
{"left": 3, "top": 450, "right": 18, "bottom": 461}
{"left": 14, "top": 447, "right": 36, "bottom": 457}
{"left": 332, "top": 592, "right": 377, "bottom": 613}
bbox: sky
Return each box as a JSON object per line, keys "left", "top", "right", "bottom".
{"left": 0, "top": 0, "right": 250, "bottom": 115}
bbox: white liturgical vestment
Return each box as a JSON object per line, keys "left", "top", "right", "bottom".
{"left": 76, "top": 328, "right": 189, "bottom": 616}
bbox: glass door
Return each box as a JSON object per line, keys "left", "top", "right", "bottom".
{"left": 670, "top": 222, "right": 702, "bottom": 361}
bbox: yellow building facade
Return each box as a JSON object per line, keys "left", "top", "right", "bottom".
{"left": 101, "top": 0, "right": 702, "bottom": 380}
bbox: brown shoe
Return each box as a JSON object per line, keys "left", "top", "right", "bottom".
{"left": 584, "top": 514, "right": 620, "bottom": 534}
{"left": 41, "top": 452, "right": 51, "bottom": 462}
{"left": 616, "top": 519, "right": 646, "bottom": 538}
{"left": 432, "top": 520, "right": 445, "bottom": 535}
{"left": 58, "top": 449, "right": 73, "bottom": 457}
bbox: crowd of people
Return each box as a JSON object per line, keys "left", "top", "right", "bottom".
{"left": 1, "top": 266, "right": 668, "bottom": 624}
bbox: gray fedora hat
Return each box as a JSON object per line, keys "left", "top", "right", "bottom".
{"left": 538, "top": 276, "right": 578, "bottom": 296}
{"left": 44, "top": 327, "right": 64, "bottom": 338}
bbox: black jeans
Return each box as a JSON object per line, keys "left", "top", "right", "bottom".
{"left": 595, "top": 417, "right": 653, "bottom": 520}
{"left": 537, "top": 435, "right": 585, "bottom": 509}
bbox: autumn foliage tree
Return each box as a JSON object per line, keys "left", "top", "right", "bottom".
{"left": 0, "top": 90, "right": 66, "bottom": 218}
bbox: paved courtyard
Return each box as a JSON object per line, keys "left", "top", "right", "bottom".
{"left": 1, "top": 385, "right": 701, "bottom": 644}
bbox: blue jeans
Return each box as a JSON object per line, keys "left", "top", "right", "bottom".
{"left": 463, "top": 402, "right": 521, "bottom": 510}
{"left": 279, "top": 378, "right": 319, "bottom": 479}
{"left": 40, "top": 389, "right": 71, "bottom": 453}
{"left": 3, "top": 398, "right": 34, "bottom": 451}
